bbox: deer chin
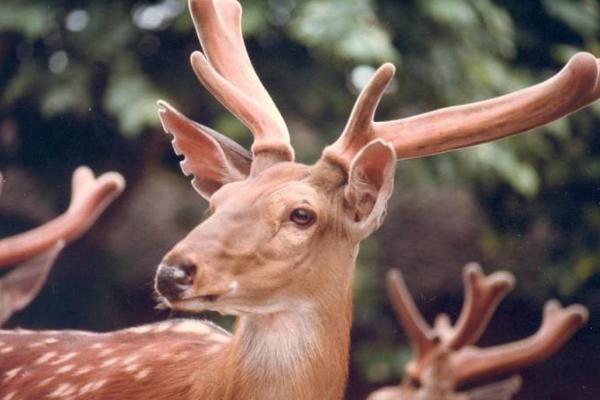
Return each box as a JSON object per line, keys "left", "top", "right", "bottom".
{"left": 165, "top": 294, "right": 301, "bottom": 317}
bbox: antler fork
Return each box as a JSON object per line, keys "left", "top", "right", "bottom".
{"left": 158, "top": 0, "right": 294, "bottom": 189}
{"left": 326, "top": 53, "right": 600, "bottom": 167}
{"left": 373, "top": 264, "right": 588, "bottom": 400}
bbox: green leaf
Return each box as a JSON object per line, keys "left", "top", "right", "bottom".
{"left": 290, "top": 0, "right": 400, "bottom": 63}
{"left": 0, "top": 4, "right": 54, "bottom": 38}
{"left": 104, "top": 65, "right": 162, "bottom": 137}
{"left": 543, "top": 0, "right": 599, "bottom": 37}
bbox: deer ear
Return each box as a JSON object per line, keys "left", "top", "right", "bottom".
{"left": 158, "top": 101, "right": 252, "bottom": 200}
{"left": 344, "top": 139, "right": 396, "bottom": 237}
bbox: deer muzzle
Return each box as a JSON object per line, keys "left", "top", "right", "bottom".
{"left": 155, "top": 262, "right": 196, "bottom": 302}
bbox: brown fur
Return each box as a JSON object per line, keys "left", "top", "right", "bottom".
{"left": 160, "top": 161, "right": 364, "bottom": 400}
{"left": 0, "top": 320, "right": 228, "bottom": 399}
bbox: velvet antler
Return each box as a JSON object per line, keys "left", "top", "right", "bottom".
{"left": 0, "top": 167, "right": 124, "bottom": 325}
{"left": 370, "top": 264, "right": 588, "bottom": 400}
{"left": 0, "top": 167, "right": 125, "bottom": 266}
{"left": 326, "top": 53, "right": 600, "bottom": 168}
{"left": 158, "top": 0, "right": 293, "bottom": 189}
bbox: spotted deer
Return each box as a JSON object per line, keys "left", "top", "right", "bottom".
{"left": 0, "top": 167, "right": 124, "bottom": 326}
{"left": 0, "top": 0, "right": 598, "bottom": 399}
{"left": 367, "top": 264, "right": 588, "bottom": 400}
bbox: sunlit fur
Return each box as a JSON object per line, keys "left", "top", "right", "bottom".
{"left": 161, "top": 160, "right": 365, "bottom": 399}
{"left": 150, "top": 151, "right": 394, "bottom": 399}
{"left": 0, "top": 320, "right": 230, "bottom": 399}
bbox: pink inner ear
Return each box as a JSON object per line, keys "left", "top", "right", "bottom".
{"left": 345, "top": 140, "right": 396, "bottom": 232}
{"left": 356, "top": 145, "right": 393, "bottom": 190}
{"left": 157, "top": 100, "right": 251, "bottom": 199}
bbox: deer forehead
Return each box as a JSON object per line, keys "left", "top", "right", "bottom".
{"left": 210, "top": 162, "right": 317, "bottom": 205}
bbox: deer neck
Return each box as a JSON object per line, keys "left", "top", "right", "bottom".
{"left": 217, "top": 251, "right": 356, "bottom": 400}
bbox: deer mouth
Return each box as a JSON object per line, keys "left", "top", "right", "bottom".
{"left": 163, "top": 281, "right": 239, "bottom": 313}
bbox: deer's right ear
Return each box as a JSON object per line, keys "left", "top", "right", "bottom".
{"left": 158, "top": 101, "right": 252, "bottom": 200}
{"left": 344, "top": 139, "right": 396, "bottom": 238}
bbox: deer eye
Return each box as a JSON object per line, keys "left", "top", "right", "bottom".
{"left": 290, "top": 208, "right": 316, "bottom": 227}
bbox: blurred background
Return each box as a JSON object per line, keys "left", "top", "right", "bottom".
{"left": 1, "top": 0, "right": 599, "bottom": 398}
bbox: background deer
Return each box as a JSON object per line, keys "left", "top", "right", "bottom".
{"left": 0, "top": 0, "right": 598, "bottom": 399}
{"left": 0, "top": 167, "right": 124, "bottom": 326}
{"left": 367, "top": 264, "right": 588, "bottom": 400}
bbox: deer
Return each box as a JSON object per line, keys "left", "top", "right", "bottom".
{"left": 367, "top": 264, "right": 588, "bottom": 400}
{"left": 0, "top": 0, "right": 598, "bottom": 399}
{"left": 0, "top": 166, "right": 125, "bottom": 326}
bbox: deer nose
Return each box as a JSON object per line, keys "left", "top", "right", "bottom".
{"left": 155, "top": 262, "right": 197, "bottom": 301}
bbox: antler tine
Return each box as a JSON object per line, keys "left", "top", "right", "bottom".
{"left": 374, "top": 52, "right": 600, "bottom": 159}
{"left": 451, "top": 300, "right": 588, "bottom": 385}
{"left": 0, "top": 166, "right": 125, "bottom": 266}
{"left": 324, "top": 64, "right": 396, "bottom": 169}
{"left": 187, "top": 0, "right": 293, "bottom": 162}
{"left": 448, "top": 263, "right": 515, "bottom": 350}
{"left": 386, "top": 269, "right": 437, "bottom": 363}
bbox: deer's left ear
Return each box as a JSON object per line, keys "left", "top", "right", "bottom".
{"left": 158, "top": 101, "right": 252, "bottom": 200}
{"left": 344, "top": 139, "right": 396, "bottom": 238}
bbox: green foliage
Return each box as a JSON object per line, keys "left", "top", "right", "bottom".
{"left": 1, "top": 1, "right": 600, "bottom": 394}
{"left": 543, "top": 0, "right": 599, "bottom": 37}
{"left": 291, "top": 0, "right": 400, "bottom": 63}
{"left": 104, "top": 58, "right": 162, "bottom": 136}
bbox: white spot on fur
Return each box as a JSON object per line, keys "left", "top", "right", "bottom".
{"left": 3, "top": 367, "right": 22, "bottom": 382}
{"left": 45, "top": 338, "right": 59, "bottom": 344}
{"left": 35, "top": 351, "right": 57, "bottom": 365}
{"left": 56, "top": 364, "right": 75, "bottom": 374}
{"left": 101, "top": 357, "right": 120, "bottom": 367}
{"left": 37, "top": 376, "right": 55, "bottom": 387}
{"left": 120, "top": 354, "right": 140, "bottom": 365}
{"left": 228, "top": 280, "right": 238, "bottom": 294}
{"left": 83, "top": 379, "right": 107, "bottom": 392}
{"left": 0, "top": 346, "right": 13, "bottom": 354}
{"left": 98, "top": 348, "right": 114, "bottom": 357}
{"left": 78, "top": 382, "right": 94, "bottom": 395}
{"left": 28, "top": 342, "right": 45, "bottom": 348}
{"left": 50, "top": 352, "right": 77, "bottom": 365}
{"left": 73, "top": 366, "right": 93, "bottom": 376}
{"left": 134, "top": 368, "right": 151, "bottom": 380}
{"left": 2, "top": 391, "right": 16, "bottom": 400}
{"left": 48, "top": 383, "right": 76, "bottom": 397}
{"left": 90, "top": 343, "right": 104, "bottom": 350}
{"left": 125, "top": 363, "right": 140, "bottom": 373}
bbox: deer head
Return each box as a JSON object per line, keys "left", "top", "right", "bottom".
{"left": 367, "top": 264, "right": 588, "bottom": 400}
{"left": 154, "top": 0, "right": 600, "bottom": 319}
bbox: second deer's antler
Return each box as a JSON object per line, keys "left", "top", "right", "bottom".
{"left": 374, "top": 263, "right": 588, "bottom": 399}
{"left": 0, "top": 166, "right": 125, "bottom": 267}
{"left": 0, "top": 167, "right": 124, "bottom": 325}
